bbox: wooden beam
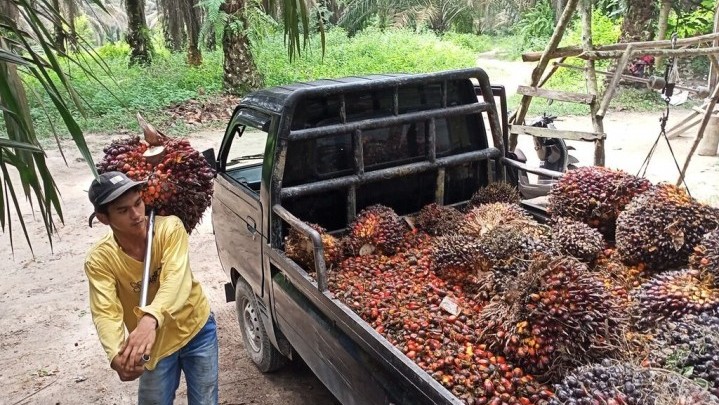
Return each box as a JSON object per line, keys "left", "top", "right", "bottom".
{"left": 677, "top": 80, "right": 719, "bottom": 186}
{"left": 580, "top": 46, "right": 719, "bottom": 60}
{"left": 510, "top": 125, "right": 606, "bottom": 141}
{"left": 537, "top": 57, "right": 567, "bottom": 88}
{"left": 596, "top": 45, "right": 634, "bottom": 118}
{"left": 516, "top": 86, "right": 595, "bottom": 104}
{"left": 522, "top": 32, "right": 719, "bottom": 62}
{"left": 511, "top": 0, "right": 580, "bottom": 150}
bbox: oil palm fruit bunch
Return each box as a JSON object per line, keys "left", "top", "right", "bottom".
{"left": 480, "top": 257, "right": 628, "bottom": 376}
{"left": 547, "top": 166, "right": 652, "bottom": 239}
{"left": 478, "top": 223, "right": 555, "bottom": 275}
{"left": 284, "top": 223, "right": 343, "bottom": 271}
{"left": 468, "top": 182, "right": 520, "bottom": 207}
{"left": 648, "top": 313, "right": 719, "bottom": 398}
{"left": 551, "top": 217, "right": 605, "bottom": 262}
{"left": 461, "top": 202, "right": 534, "bottom": 238}
{"left": 413, "top": 203, "right": 463, "bottom": 236}
{"left": 97, "top": 133, "right": 215, "bottom": 233}
{"left": 430, "top": 234, "right": 488, "bottom": 275}
{"left": 635, "top": 269, "right": 719, "bottom": 320}
{"left": 550, "top": 359, "right": 719, "bottom": 405}
{"left": 690, "top": 229, "right": 719, "bottom": 275}
{"left": 615, "top": 183, "right": 719, "bottom": 271}
{"left": 429, "top": 234, "right": 491, "bottom": 297}
{"left": 345, "top": 205, "right": 409, "bottom": 256}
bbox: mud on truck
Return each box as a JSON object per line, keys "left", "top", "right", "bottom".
{"left": 208, "top": 68, "right": 555, "bottom": 404}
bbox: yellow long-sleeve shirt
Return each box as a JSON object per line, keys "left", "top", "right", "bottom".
{"left": 84, "top": 215, "right": 210, "bottom": 370}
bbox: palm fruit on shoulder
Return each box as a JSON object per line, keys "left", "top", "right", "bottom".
{"left": 479, "top": 257, "right": 628, "bottom": 377}
{"left": 647, "top": 312, "right": 719, "bottom": 398}
{"left": 345, "top": 205, "right": 409, "bottom": 256}
{"left": 550, "top": 359, "right": 719, "bottom": 405}
{"left": 690, "top": 229, "right": 719, "bottom": 276}
{"left": 635, "top": 268, "right": 719, "bottom": 321}
{"left": 547, "top": 166, "right": 652, "bottom": 239}
{"left": 468, "top": 182, "right": 520, "bottom": 208}
{"left": 284, "top": 223, "right": 343, "bottom": 272}
{"left": 413, "top": 203, "right": 463, "bottom": 236}
{"left": 615, "top": 183, "right": 719, "bottom": 271}
{"left": 461, "top": 202, "right": 534, "bottom": 238}
{"left": 97, "top": 135, "right": 215, "bottom": 233}
{"left": 552, "top": 217, "right": 605, "bottom": 262}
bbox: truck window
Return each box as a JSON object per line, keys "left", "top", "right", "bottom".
{"left": 224, "top": 125, "right": 268, "bottom": 192}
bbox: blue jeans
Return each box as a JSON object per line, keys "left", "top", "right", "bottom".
{"left": 138, "top": 313, "right": 218, "bottom": 405}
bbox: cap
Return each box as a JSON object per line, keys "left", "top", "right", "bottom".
{"left": 88, "top": 171, "right": 146, "bottom": 226}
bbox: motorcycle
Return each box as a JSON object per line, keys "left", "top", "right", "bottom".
{"left": 506, "top": 114, "right": 579, "bottom": 200}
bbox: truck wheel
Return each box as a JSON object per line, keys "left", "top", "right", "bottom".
{"left": 235, "top": 280, "right": 287, "bottom": 372}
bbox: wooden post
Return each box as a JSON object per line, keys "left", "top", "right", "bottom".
{"left": 580, "top": 0, "right": 605, "bottom": 166}
{"left": 510, "top": 0, "right": 579, "bottom": 150}
{"left": 711, "top": 3, "right": 719, "bottom": 90}
{"left": 655, "top": 0, "right": 672, "bottom": 68}
{"left": 596, "top": 46, "right": 634, "bottom": 118}
{"left": 677, "top": 80, "right": 719, "bottom": 186}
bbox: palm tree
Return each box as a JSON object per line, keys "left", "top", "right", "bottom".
{"left": 1, "top": 0, "right": 102, "bottom": 251}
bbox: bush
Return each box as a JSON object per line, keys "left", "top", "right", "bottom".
{"left": 252, "top": 28, "right": 476, "bottom": 87}
{"left": 442, "top": 32, "right": 495, "bottom": 53}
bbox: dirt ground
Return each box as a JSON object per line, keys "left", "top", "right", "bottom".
{"left": 2, "top": 65, "right": 719, "bottom": 404}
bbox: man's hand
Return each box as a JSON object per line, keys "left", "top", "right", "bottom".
{"left": 111, "top": 354, "right": 144, "bottom": 381}
{"left": 115, "top": 314, "right": 157, "bottom": 379}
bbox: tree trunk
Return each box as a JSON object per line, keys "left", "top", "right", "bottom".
{"left": 619, "top": 0, "right": 657, "bottom": 42}
{"left": 553, "top": 0, "right": 565, "bottom": 23}
{"left": 66, "top": 0, "right": 79, "bottom": 49}
{"left": 181, "top": 0, "right": 202, "bottom": 66}
{"left": 159, "top": 0, "right": 185, "bottom": 52}
{"left": 52, "top": 0, "right": 66, "bottom": 53}
{"left": 221, "top": 0, "right": 262, "bottom": 94}
{"left": 125, "top": 0, "right": 153, "bottom": 66}
{"left": 655, "top": 0, "right": 672, "bottom": 68}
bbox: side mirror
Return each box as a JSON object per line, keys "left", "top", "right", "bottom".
{"left": 202, "top": 148, "right": 217, "bottom": 172}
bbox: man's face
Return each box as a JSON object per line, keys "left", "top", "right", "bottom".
{"left": 97, "top": 189, "right": 146, "bottom": 237}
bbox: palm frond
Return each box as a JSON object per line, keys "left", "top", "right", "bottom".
{"left": 1, "top": 0, "right": 106, "bottom": 252}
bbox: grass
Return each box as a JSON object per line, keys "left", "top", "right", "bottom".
{"left": 23, "top": 26, "right": 682, "bottom": 141}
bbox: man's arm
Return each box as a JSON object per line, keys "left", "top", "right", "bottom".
{"left": 85, "top": 260, "right": 143, "bottom": 380}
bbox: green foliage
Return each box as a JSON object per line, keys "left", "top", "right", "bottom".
{"left": 670, "top": 0, "right": 715, "bottom": 38}
{"left": 24, "top": 46, "right": 224, "bottom": 135}
{"left": 544, "top": 11, "right": 621, "bottom": 95}
{"left": 252, "top": 28, "right": 476, "bottom": 86}
{"left": 517, "top": 0, "right": 556, "bottom": 50}
{"left": 442, "top": 32, "right": 495, "bottom": 53}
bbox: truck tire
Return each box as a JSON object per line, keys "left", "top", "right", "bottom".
{"left": 235, "top": 280, "right": 287, "bottom": 372}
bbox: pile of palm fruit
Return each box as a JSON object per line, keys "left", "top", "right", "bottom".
{"left": 283, "top": 168, "right": 719, "bottom": 404}
{"left": 96, "top": 124, "right": 215, "bottom": 233}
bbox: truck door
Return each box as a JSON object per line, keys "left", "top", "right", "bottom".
{"left": 213, "top": 111, "right": 271, "bottom": 295}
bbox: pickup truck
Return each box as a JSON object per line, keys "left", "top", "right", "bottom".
{"left": 210, "top": 68, "right": 530, "bottom": 404}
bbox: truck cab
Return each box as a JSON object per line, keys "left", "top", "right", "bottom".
{"left": 211, "top": 68, "right": 507, "bottom": 404}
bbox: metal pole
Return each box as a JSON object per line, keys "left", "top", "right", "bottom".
{"left": 139, "top": 209, "right": 156, "bottom": 307}
{"left": 138, "top": 209, "right": 156, "bottom": 364}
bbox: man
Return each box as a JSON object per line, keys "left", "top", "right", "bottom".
{"left": 85, "top": 171, "right": 218, "bottom": 404}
